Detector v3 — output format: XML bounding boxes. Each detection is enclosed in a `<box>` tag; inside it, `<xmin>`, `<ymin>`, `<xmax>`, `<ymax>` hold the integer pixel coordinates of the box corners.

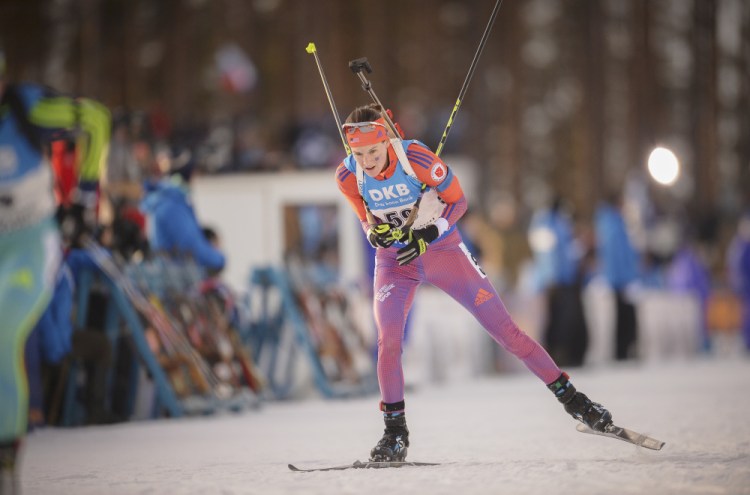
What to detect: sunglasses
<box><xmin>343</xmin><ymin>121</ymin><xmax>387</xmax><ymax>134</ymax></box>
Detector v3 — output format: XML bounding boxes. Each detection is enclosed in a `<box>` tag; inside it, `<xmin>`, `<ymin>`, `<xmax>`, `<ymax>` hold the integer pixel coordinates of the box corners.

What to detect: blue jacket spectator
<box><xmin>528</xmin><ymin>201</ymin><xmax>580</xmax><ymax>292</ymax></box>
<box><xmin>140</xmin><ymin>169</ymin><xmax>225</xmax><ymax>272</ymax></box>
<box><xmin>594</xmin><ymin>198</ymin><xmax>639</xmax><ymax>360</ymax></box>
<box><xmin>594</xmin><ymin>203</ymin><xmax>638</xmax><ymax>289</ymax></box>
<box><xmin>528</xmin><ymin>198</ymin><xmax>588</xmax><ymax>367</ymax></box>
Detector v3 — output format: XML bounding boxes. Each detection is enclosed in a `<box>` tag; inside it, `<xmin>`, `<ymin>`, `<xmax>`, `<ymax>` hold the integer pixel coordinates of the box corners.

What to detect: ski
<box><xmin>576</xmin><ymin>423</ymin><xmax>665</xmax><ymax>451</ymax></box>
<box><xmin>288</xmin><ymin>460</ymin><xmax>441</xmax><ymax>472</ymax></box>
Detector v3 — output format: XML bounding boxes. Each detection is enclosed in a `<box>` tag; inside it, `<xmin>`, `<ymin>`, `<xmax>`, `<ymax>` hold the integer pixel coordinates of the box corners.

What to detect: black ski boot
<box><xmin>370</xmin><ymin>401</ymin><xmax>409</xmax><ymax>462</ymax></box>
<box><xmin>1</xmin><ymin>440</ymin><xmax>20</xmax><ymax>495</ymax></box>
<box><xmin>548</xmin><ymin>373</ymin><xmax>613</xmax><ymax>432</ymax></box>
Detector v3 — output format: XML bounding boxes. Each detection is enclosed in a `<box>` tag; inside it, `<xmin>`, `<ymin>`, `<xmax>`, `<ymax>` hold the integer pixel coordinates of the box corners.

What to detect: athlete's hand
<box><xmin>367</xmin><ymin>223</ymin><xmax>398</xmax><ymax>249</ymax></box>
<box><xmin>396</xmin><ymin>224</ymin><xmax>440</xmax><ymax>265</ymax></box>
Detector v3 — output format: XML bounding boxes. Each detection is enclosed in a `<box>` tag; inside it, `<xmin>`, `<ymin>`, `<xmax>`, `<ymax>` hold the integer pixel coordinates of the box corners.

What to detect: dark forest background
<box><xmin>2</xmin><ymin>0</ymin><xmax>748</xmax><ymax>243</ymax></box>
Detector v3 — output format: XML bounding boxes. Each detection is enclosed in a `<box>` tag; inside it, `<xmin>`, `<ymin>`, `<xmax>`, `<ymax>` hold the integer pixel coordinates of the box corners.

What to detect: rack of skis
<box><xmin>57</xmin><ymin>243</ymin><xmax>377</xmax><ymax>423</ymax></box>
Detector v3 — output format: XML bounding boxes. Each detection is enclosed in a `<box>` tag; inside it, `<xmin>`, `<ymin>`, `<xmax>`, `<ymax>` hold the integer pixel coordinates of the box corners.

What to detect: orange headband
<box><xmin>343</xmin><ymin>118</ymin><xmax>389</xmax><ymax>148</ymax></box>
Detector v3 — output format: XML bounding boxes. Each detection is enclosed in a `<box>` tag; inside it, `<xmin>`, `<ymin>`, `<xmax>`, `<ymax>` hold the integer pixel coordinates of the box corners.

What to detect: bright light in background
<box><xmin>647</xmin><ymin>147</ymin><xmax>680</xmax><ymax>186</ymax></box>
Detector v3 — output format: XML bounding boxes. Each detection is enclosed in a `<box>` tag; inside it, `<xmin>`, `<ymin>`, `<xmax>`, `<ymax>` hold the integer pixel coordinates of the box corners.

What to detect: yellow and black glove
<box><xmin>395</xmin><ymin>224</ymin><xmax>440</xmax><ymax>265</ymax></box>
<box><xmin>367</xmin><ymin>223</ymin><xmax>399</xmax><ymax>249</ymax></box>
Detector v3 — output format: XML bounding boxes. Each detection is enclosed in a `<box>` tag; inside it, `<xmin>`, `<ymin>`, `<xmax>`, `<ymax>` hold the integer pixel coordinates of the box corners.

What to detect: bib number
<box><xmin>384</xmin><ymin>208</ymin><xmax>412</xmax><ymax>228</ymax></box>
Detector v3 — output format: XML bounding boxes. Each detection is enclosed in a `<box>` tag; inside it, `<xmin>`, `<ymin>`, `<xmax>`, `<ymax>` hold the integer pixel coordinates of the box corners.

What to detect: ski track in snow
<box><xmin>22</xmin><ymin>356</ymin><xmax>750</xmax><ymax>495</ymax></box>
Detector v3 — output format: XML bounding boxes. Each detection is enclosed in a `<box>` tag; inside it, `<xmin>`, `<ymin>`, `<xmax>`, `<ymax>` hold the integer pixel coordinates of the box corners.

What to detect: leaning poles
<box><xmin>345</xmin><ymin>0</ymin><xmax>503</xmax><ymax>231</ymax></box>
<box><xmin>305</xmin><ymin>42</ymin><xmax>377</xmax><ymax>226</ymax></box>
<box><xmin>304</xmin><ymin>0</ymin><xmax>502</xmax><ymax>229</ymax></box>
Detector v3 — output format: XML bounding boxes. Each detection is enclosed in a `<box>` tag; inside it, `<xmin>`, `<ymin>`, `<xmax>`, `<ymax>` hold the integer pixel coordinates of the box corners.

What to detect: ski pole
<box><xmin>435</xmin><ymin>0</ymin><xmax>503</xmax><ymax>157</ymax></box>
<box><xmin>305</xmin><ymin>42</ymin><xmax>350</xmax><ymax>155</ymax></box>
<box><xmin>306</xmin><ymin>42</ymin><xmax>378</xmax><ymax>226</ymax></box>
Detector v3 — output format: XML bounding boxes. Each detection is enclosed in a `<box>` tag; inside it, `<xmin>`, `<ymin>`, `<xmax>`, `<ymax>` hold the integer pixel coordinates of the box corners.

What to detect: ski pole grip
<box><xmin>305</xmin><ymin>42</ymin><xmax>317</xmax><ymax>54</ymax></box>
<box><xmin>349</xmin><ymin>58</ymin><xmax>372</xmax><ymax>74</ymax></box>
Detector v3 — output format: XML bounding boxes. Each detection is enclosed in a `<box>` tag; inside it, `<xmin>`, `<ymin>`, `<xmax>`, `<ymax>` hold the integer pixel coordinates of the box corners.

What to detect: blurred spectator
<box><xmin>639</xmin><ymin>251</ymin><xmax>668</xmax><ymax>289</ymax></box>
<box><xmin>202</xmin><ymin>226</ymin><xmax>221</xmax><ymax>250</ymax></box>
<box><xmin>727</xmin><ymin>211</ymin><xmax>750</xmax><ymax>352</ymax></box>
<box><xmin>200</xmin><ymin>120</ymin><xmax>236</xmax><ymax>173</ymax></box>
<box><xmin>595</xmin><ymin>193</ymin><xmax>640</xmax><ymax>360</ymax></box>
<box><xmin>665</xmin><ymin>238</ymin><xmax>712</xmax><ymax>351</ymax></box>
<box><xmin>528</xmin><ymin>197</ymin><xmax>588</xmax><ymax>366</ymax></box>
<box><xmin>140</xmin><ymin>149</ymin><xmax>225</xmax><ymax>273</ymax></box>
<box><xmin>103</xmin><ymin>116</ymin><xmax>148</xmax><ymax>259</ymax></box>
<box><xmin>49</xmin><ymin>138</ymin><xmax>78</xmax><ymax>209</ymax></box>
<box><xmin>457</xmin><ymin>208</ymin><xmax>508</xmax><ymax>280</ymax></box>
<box><xmin>106</xmin><ymin>117</ymin><xmax>142</xmax><ymax>193</ymax></box>
<box><xmin>0</xmin><ymin>47</ymin><xmax>110</xmax><ymax>491</ymax></box>
<box><xmin>284</xmin><ymin>119</ymin><xmax>340</xmax><ymax>170</ymax></box>
<box><xmin>25</xmin><ymin>255</ymin><xmax>118</xmax><ymax>427</ymax></box>
<box><xmin>232</xmin><ymin>117</ymin><xmax>268</xmax><ymax>172</ymax></box>
<box><xmin>24</xmin><ymin>262</ymin><xmax>74</xmax><ymax>429</ymax></box>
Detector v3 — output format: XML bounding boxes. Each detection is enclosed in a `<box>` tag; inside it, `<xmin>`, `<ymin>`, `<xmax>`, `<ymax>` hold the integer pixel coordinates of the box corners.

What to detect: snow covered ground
<box><xmin>22</xmin><ymin>354</ymin><xmax>750</xmax><ymax>495</ymax></box>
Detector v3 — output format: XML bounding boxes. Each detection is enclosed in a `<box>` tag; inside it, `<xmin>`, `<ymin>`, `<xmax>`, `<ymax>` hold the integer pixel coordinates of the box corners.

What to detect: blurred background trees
<box><xmin>1</xmin><ymin>0</ymin><xmax>748</xmax><ymax>253</ymax></box>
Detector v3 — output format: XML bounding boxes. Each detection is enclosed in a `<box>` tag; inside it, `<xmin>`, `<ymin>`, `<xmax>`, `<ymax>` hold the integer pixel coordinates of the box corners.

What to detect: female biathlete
<box><xmin>335</xmin><ymin>104</ymin><xmax>612</xmax><ymax>462</ymax></box>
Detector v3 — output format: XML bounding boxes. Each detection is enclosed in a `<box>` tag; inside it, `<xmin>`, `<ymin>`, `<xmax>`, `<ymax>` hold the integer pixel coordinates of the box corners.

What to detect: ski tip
<box><xmin>638</xmin><ymin>439</ymin><xmax>666</xmax><ymax>451</ymax></box>
<box><xmin>576</xmin><ymin>423</ymin><xmax>666</xmax><ymax>451</ymax></box>
<box><xmin>288</xmin><ymin>464</ymin><xmax>301</xmax><ymax>471</ymax></box>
